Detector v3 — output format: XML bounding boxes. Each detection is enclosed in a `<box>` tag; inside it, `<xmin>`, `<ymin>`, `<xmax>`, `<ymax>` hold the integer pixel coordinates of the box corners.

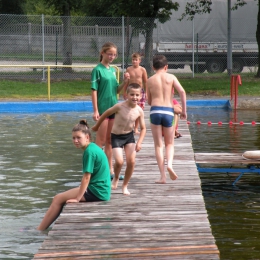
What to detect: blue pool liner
<box><xmin>0</xmin><ymin>99</ymin><xmax>230</xmax><ymax>113</ymax></box>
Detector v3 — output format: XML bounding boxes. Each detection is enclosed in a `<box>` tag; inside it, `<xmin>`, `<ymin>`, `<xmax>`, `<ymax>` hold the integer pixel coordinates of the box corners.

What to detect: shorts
<box><xmin>138</xmin><ymin>88</ymin><xmax>146</xmax><ymax>110</ymax></box>
<box><xmin>111</xmin><ymin>131</ymin><xmax>135</xmax><ymax>148</ymax></box>
<box><xmin>84</xmin><ymin>188</ymin><xmax>103</xmax><ymax>202</ymax></box>
<box><xmin>100</xmin><ymin>113</ymin><xmax>115</xmax><ymax>120</ymax></box>
<box><xmin>150</xmin><ymin>106</ymin><xmax>174</xmax><ymax>127</ymax></box>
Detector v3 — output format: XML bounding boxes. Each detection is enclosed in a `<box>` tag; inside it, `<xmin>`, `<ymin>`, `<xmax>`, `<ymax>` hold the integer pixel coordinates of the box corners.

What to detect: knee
<box><xmin>52</xmin><ymin>193</ymin><xmax>64</xmax><ymax>206</ymax></box>
<box><xmin>126</xmin><ymin>159</ymin><xmax>135</xmax><ymax>168</ymax></box>
<box><xmin>114</xmin><ymin>158</ymin><xmax>124</xmax><ymax>167</ymax></box>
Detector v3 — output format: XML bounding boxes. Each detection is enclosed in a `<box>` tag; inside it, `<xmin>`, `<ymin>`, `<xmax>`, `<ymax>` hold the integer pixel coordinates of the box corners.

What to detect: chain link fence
<box><xmin>0</xmin><ymin>13</ymin><xmax>258</xmax><ymax>82</ymax></box>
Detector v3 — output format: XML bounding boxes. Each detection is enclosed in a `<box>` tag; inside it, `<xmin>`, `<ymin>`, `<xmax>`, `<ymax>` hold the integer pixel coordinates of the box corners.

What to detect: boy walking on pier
<box><xmin>123</xmin><ymin>53</ymin><xmax>148</xmax><ymax>134</ymax></box>
<box><xmin>92</xmin><ymin>83</ymin><xmax>146</xmax><ymax>195</ymax></box>
<box><xmin>147</xmin><ymin>55</ymin><xmax>187</xmax><ymax>184</ymax></box>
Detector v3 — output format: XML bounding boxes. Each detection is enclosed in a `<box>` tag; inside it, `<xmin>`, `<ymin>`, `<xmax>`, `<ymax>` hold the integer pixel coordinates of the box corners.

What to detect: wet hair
<box><xmin>72</xmin><ymin>119</ymin><xmax>91</xmax><ymax>139</ymax></box>
<box><xmin>99</xmin><ymin>42</ymin><xmax>117</xmax><ymax>62</ymax></box>
<box><xmin>126</xmin><ymin>83</ymin><xmax>142</xmax><ymax>93</ymax></box>
<box><xmin>153</xmin><ymin>55</ymin><xmax>168</xmax><ymax>70</ymax></box>
<box><xmin>132</xmin><ymin>52</ymin><xmax>141</xmax><ymax>59</ymax></box>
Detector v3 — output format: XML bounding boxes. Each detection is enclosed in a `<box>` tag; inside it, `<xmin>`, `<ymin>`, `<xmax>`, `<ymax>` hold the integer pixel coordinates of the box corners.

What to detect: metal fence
<box><xmin>0</xmin><ymin>13</ymin><xmax>258</xmax><ymax>82</ymax></box>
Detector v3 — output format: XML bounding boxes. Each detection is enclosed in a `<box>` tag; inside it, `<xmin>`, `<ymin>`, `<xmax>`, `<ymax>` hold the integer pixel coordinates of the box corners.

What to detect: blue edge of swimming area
<box><xmin>0</xmin><ymin>100</ymin><xmax>231</xmax><ymax>113</ymax></box>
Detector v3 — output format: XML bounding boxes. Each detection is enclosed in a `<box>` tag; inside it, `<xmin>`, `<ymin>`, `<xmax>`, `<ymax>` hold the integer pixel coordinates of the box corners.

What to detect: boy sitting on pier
<box><xmin>92</xmin><ymin>83</ymin><xmax>146</xmax><ymax>195</ymax></box>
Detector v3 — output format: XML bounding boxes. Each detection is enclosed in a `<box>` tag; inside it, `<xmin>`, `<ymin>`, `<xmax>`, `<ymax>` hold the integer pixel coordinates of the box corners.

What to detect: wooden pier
<box><xmin>34</xmin><ymin>109</ymin><xmax>219</xmax><ymax>260</ymax></box>
<box><xmin>195</xmin><ymin>152</ymin><xmax>260</xmax><ymax>185</ymax></box>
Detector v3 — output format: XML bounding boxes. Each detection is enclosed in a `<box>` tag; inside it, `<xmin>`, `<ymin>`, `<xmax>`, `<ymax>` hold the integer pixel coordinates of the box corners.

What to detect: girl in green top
<box><xmin>37</xmin><ymin>120</ymin><xmax>111</xmax><ymax>231</ymax></box>
<box><xmin>91</xmin><ymin>42</ymin><xmax>129</xmax><ymax>177</ymax></box>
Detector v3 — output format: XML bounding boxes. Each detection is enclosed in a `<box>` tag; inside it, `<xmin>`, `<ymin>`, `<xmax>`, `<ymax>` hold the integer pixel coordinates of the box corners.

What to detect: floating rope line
<box><xmin>187</xmin><ymin>121</ymin><xmax>259</xmax><ymax>126</ymax></box>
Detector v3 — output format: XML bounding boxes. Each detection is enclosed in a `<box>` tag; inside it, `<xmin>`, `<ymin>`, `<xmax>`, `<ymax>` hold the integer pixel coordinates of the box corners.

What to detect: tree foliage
<box><xmin>0</xmin><ymin>0</ymin><xmax>26</xmax><ymax>14</ymax></box>
<box><xmin>179</xmin><ymin>0</ymin><xmax>248</xmax><ymax>20</ymax></box>
<box><xmin>83</xmin><ymin>0</ymin><xmax>180</xmax><ymax>73</ymax></box>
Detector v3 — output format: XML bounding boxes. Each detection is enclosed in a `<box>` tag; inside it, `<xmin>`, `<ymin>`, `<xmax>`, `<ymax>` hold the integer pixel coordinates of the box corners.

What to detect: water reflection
<box><xmin>189</xmin><ymin>108</ymin><xmax>260</xmax><ymax>260</ymax></box>
<box><xmin>1</xmin><ymin>109</ymin><xmax>260</xmax><ymax>259</ymax></box>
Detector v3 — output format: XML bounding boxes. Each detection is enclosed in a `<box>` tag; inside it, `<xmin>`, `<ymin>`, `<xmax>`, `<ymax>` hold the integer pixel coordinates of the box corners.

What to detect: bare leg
<box><xmin>112</xmin><ymin>148</ymin><xmax>124</xmax><ymax>190</ymax></box>
<box><xmin>150</xmin><ymin>123</ymin><xmax>167</xmax><ymax>183</ymax></box>
<box><xmin>122</xmin><ymin>143</ymin><xmax>136</xmax><ymax>195</ymax></box>
<box><xmin>163</xmin><ymin>126</ymin><xmax>178</xmax><ymax>180</ymax></box>
<box><xmin>104</xmin><ymin>119</ymin><xmax>114</xmax><ymax>174</ymax></box>
<box><xmin>95</xmin><ymin>119</ymin><xmax>114</xmax><ymax>175</ymax></box>
<box><xmin>37</xmin><ymin>187</ymin><xmax>85</xmax><ymax>231</ymax></box>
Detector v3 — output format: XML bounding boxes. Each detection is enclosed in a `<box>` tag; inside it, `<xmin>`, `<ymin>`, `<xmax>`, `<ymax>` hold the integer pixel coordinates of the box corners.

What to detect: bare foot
<box><xmin>167</xmin><ymin>167</ymin><xmax>178</xmax><ymax>180</ymax></box>
<box><xmin>111</xmin><ymin>177</ymin><xmax>119</xmax><ymax>190</ymax></box>
<box><xmin>155</xmin><ymin>178</ymin><xmax>167</xmax><ymax>184</ymax></box>
<box><xmin>122</xmin><ymin>185</ymin><xmax>130</xmax><ymax>195</ymax></box>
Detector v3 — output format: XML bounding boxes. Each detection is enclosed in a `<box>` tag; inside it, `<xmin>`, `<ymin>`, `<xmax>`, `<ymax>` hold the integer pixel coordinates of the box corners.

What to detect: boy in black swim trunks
<box><xmin>92</xmin><ymin>83</ymin><xmax>146</xmax><ymax>195</ymax></box>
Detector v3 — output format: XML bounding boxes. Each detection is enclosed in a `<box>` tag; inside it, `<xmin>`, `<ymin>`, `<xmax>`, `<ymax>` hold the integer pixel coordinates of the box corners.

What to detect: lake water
<box><xmin>0</xmin><ymin>109</ymin><xmax>260</xmax><ymax>260</ymax></box>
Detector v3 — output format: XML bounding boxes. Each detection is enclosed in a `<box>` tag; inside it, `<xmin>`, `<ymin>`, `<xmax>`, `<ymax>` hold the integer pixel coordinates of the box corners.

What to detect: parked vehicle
<box><xmin>140</xmin><ymin>42</ymin><xmax>258</xmax><ymax>73</ymax></box>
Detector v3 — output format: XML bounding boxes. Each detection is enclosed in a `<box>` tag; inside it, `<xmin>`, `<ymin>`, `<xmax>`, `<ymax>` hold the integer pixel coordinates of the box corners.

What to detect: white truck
<box><xmin>138</xmin><ymin>0</ymin><xmax>258</xmax><ymax>73</ymax></box>
<box><xmin>142</xmin><ymin>41</ymin><xmax>258</xmax><ymax>73</ymax></box>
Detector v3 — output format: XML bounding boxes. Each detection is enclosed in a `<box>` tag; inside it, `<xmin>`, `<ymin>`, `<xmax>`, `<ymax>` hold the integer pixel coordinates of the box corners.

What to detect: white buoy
<box><xmin>242</xmin><ymin>151</ymin><xmax>260</xmax><ymax>160</ymax></box>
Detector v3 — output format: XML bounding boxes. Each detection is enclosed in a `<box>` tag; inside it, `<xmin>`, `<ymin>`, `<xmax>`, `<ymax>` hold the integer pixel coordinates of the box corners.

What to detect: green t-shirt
<box><xmin>91</xmin><ymin>63</ymin><xmax>119</xmax><ymax>114</ymax></box>
<box><xmin>82</xmin><ymin>142</ymin><xmax>111</xmax><ymax>201</ymax></box>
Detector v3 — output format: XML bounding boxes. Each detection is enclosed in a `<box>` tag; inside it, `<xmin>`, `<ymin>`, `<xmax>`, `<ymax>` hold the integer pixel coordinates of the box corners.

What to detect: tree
<box><xmin>84</xmin><ymin>0</ymin><xmax>179</xmax><ymax>74</ymax></box>
<box><xmin>0</xmin><ymin>0</ymin><xmax>25</xmax><ymax>14</ymax></box>
<box><xmin>41</xmin><ymin>0</ymin><xmax>87</xmax><ymax>70</ymax></box>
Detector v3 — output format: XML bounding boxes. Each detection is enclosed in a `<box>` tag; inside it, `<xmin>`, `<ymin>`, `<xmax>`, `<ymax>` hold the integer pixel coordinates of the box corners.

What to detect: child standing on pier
<box><xmin>37</xmin><ymin>120</ymin><xmax>111</xmax><ymax>231</ymax></box>
<box><xmin>123</xmin><ymin>53</ymin><xmax>148</xmax><ymax>134</ymax></box>
<box><xmin>91</xmin><ymin>42</ymin><xmax>130</xmax><ymax>179</ymax></box>
<box><xmin>92</xmin><ymin>83</ymin><xmax>146</xmax><ymax>195</ymax></box>
<box><xmin>147</xmin><ymin>55</ymin><xmax>187</xmax><ymax>184</ymax></box>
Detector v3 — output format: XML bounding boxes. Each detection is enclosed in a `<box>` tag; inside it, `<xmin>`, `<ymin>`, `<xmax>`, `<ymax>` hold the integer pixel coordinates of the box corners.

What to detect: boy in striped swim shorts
<box><xmin>147</xmin><ymin>55</ymin><xmax>187</xmax><ymax>184</ymax></box>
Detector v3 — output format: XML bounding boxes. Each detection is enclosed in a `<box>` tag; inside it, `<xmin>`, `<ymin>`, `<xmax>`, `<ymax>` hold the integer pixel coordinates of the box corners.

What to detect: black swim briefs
<box><xmin>111</xmin><ymin>131</ymin><xmax>135</xmax><ymax>148</ymax></box>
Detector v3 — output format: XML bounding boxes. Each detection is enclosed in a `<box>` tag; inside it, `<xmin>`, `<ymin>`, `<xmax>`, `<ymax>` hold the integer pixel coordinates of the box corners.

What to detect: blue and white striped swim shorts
<box><xmin>150</xmin><ymin>106</ymin><xmax>174</xmax><ymax>127</ymax></box>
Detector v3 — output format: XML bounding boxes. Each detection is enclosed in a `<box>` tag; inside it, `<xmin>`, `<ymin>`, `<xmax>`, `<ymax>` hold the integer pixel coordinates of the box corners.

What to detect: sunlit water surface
<box><xmin>0</xmin><ymin>109</ymin><xmax>260</xmax><ymax>260</ymax></box>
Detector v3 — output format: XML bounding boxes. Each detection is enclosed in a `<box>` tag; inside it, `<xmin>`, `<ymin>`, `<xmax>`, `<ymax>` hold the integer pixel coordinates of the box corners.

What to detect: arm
<box><xmin>173</xmin><ymin>77</ymin><xmax>187</xmax><ymax>120</ymax></box>
<box><xmin>91</xmin><ymin>90</ymin><xmax>99</xmax><ymax>121</ymax></box>
<box><xmin>147</xmin><ymin>80</ymin><xmax>152</xmax><ymax>106</ymax></box>
<box><xmin>123</xmin><ymin>69</ymin><xmax>130</xmax><ymax>100</ymax></box>
<box><xmin>142</xmin><ymin>68</ymin><xmax>148</xmax><ymax>95</ymax></box>
<box><xmin>117</xmin><ymin>72</ymin><xmax>130</xmax><ymax>94</ymax></box>
<box><xmin>66</xmin><ymin>173</ymin><xmax>91</xmax><ymax>203</ymax></box>
<box><xmin>92</xmin><ymin>104</ymin><xmax>120</xmax><ymax>132</ymax></box>
<box><xmin>135</xmin><ymin>110</ymin><xmax>146</xmax><ymax>152</ymax></box>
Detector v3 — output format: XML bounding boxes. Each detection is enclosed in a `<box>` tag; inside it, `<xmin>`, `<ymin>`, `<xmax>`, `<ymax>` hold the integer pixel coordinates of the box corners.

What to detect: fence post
<box><xmin>47</xmin><ymin>66</ymin><xmax>51</xmax><ymax>101</ymax></box>
<box><xmin>95</xmin><ymin>25</ymin><xmax>99</xmax><ymax>52</ymax></box>
<box><xmin>28</xmin><ymin>23</ymin><xmax>32</xmax><ymax>54</ymax></box>
<box><xmin>230</xmin><ymin>75</ymin><xmax>242</xmax><ymax>109</ymax></box>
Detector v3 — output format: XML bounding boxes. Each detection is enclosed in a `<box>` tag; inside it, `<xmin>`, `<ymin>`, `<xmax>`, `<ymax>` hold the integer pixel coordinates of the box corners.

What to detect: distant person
<box><xmin>147</xmin><ymin>55</ymin><xmax>187</xmax><ymax>184</ymax></box>
<box><xmin>173</xmin><ymin>99</ymin><xmax>182</xmax><ymax>138</ymax></box>
<box><xmin>123</xmin><ymin>53</ymin><xmax>148</xmax><ymax>134</ymax></box>
<box><xmin>37</xmin><ymin>120</ymin><xmax>111</xmax><ymax>231</ymax></box>
<box><xmin>92</xmin><ymin>83</ymin><xmax>146</xmax><ymax>195</ymax></box>
<box><xmin>162</xmin><ymin>99</ymin><xmax>182</xmax><ymax>138</ymax></box>
<box><xmin>91</xmin><ymin>42</ymin><xmax>130</xmax><ymax>180</ymax></box>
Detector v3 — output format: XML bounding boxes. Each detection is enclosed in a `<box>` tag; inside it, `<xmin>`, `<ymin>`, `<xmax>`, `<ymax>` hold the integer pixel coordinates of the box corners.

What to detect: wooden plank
<box><xmin>195</xmin><ymin>152</ymin><xmax>260</xmax><ymax>165</ymax></box>
<box><xmin>33</xmin><ymin>109</ymin><xmax>219</xmax><ymax>259</ymax></box>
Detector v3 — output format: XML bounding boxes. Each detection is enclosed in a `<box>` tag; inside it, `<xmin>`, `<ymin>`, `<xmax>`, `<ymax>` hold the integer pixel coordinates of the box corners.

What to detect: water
<box><xmin>1</xmin><ymin>109</ymin><xmax>260</xmax><ymax>259</ymax></box>
<box><xmin>0</xmin><ymin>112</ymin><xmax>94</xmax><ymax>259</ymax></box>
<box><xmin>188</xmin><ymin>108</ymin><xmax>260</xmax><ymax>260</ymax></box>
